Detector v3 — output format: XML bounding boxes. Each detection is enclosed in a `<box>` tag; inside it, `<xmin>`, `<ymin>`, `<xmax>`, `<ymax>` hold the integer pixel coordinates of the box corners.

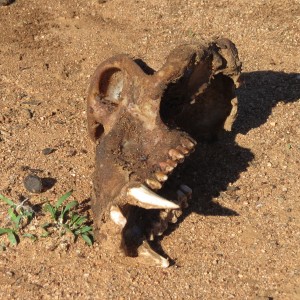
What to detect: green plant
<box><xmin>0</xmin><ymin>194</ymin><xmax>35</xmax><ymax>245</ymax></box>
<box><xmin>43</xmin><ymin>191</ymin><xmax>93</xmax><ymax>246</ymax></box>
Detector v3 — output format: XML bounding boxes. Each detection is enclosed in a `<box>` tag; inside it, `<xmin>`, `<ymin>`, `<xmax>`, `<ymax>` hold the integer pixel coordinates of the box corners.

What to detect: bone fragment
<box><xmin>109</xmin><ymin>205</ymin><xmax>127</xmax><ymax>228</ymax></box>
<box><xmin>145</xmin><ymin>178</ymin><xmax>162</xmax><ymax>190</ymax></box>
<box><xmin>137</xmin><ymin>241</ymin><xmax>169</xmax><ymax>268</ymax></box>
<box><xmin>128</xmin><ymin>185</ymin><xmax>180</xmax><ymax>209</ymax></box>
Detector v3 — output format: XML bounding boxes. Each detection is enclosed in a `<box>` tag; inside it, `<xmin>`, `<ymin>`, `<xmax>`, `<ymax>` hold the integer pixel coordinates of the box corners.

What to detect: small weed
<box><xmin>43</xmin><ymin>191</ymin><xmax>93</xmax><ymax>246</ymax></box>
<box><xmin>0</xmin><ymin>194</ymin><xmax>35</xmax><ymax>245</ymax></box>
<box><xmin>0</xmin><ymin>191</ymin><xmax>93</xmax><ymax>248</ymax></box>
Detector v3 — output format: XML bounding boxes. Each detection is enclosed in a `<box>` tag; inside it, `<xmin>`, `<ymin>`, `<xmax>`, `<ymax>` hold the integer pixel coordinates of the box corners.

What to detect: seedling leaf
<box><xmin>7</xmin><ymin>231</ymin><xmax>18</xmax><ymax>246</ymax></box>
<box><xmin>40</xmin><ymin>232</ymin><xmax>50</xmax><ymax>238</ymax></box>
<box><xmin>41</xmin><ymin>222</ymin><xmax>51</xmax><ymax>229</ymax></box>
<box><xmin>75</xmin><ymin>226</ymin><xmax>93</xmax><ymax>235</ymax></box>
<box><xmin>8</xmin><ymin>208</ymin><xmax>21</xmax><ymax>228</ymax></box>
<box><xmin>60</xmin><ymin>201</ymin><xmax>78</xmax><ymax>220</ymax></box>
<box><xmin>44</xmin><ymin>203</ymin><xmax>57</xmax><ymax>220</ymax></box>
<box><xmin>0</xmin><ymin>194</ymin><xmax>16</xmax><ymax>208</ymax></box>
<box><xmin>0</xmin><ymin>228</ymin><xmax>13</xmax><ymax>235</ymax></box>
<box><xmin>23</xmin><ymin>233</ymin><xmax>37</xmax><ymax>241</ymax></box>
<box><xmin>55</xmin><ymin>190</ymin><xmax>73</xmax><ymax>208</ymax></box>
<box><xmin>81</xmin><ymin>234</ymin><xmax>93</xmax><ymax>246</ymax></box>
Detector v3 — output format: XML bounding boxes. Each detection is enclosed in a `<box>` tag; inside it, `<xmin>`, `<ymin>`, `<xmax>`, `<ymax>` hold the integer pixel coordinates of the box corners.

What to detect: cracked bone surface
<box><xmin>87</xmin><ymin>37</ymin><xmax>241</xmax><ymax>267</ymax></box>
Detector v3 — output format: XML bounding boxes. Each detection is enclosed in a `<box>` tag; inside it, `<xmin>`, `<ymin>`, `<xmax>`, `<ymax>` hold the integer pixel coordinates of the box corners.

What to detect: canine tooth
<box><xmin>155</xmin><ymin>172</ymin><xmax>168</xmax><ymax>182</ymax></box>
<box><xmin>176</xmin><ymin>145</ymin><xmax>189</xmax><ymax>155</ymax></box>
<box><xmin>159</xmin><ymin>162</ymin><xmax>174</xmax><ymax>173</ymax></box>
<box><xmin>168</xmin><ymin>149</ymin><xmax>184</xmax><ymax>161</ymax></box>
<box><xmin>145</xmin><ymin>178</ymin><xmax>162</xmax><ymax>190</ymax></box>
<box><xmin>128</xmin><ymin>185</ymin><xmax>180</xmax><ymax>209</ymax></box>
<box><xmin>180</xmin><ymin>184</ymin><xmax>192</xmax><ymax>196</ymax></box>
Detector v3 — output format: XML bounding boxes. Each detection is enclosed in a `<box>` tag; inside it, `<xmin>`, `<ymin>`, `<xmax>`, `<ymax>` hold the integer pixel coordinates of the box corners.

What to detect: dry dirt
<box><xmin>0</xmin><ymin>0</ymin><xmax>299</xmax><ymax>299</ymax></box>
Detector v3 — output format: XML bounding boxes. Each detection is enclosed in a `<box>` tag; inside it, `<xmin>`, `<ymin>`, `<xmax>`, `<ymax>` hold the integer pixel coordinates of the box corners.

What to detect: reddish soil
<box><xmin>0</xmin><ymin>0</ymin><xmax>299</xmax><ymax>299</ymax></box>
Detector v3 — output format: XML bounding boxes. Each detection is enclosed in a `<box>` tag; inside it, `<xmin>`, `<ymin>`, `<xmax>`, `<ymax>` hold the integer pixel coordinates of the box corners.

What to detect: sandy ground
<box><xmin>0</xmin><ymin>0</ymin><xmax>299</xmax><ymax>299</ymax></box>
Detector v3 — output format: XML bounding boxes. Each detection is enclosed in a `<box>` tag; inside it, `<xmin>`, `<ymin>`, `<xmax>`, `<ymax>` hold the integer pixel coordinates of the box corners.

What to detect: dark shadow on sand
<box><xmin>164</xmin><ymin>70</ymin><xmax>300</xmax><ymax>233</ymax></box>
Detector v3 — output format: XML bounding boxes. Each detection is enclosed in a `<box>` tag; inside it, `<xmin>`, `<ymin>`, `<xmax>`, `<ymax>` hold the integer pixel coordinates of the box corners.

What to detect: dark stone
<box><xmin>23</xmin><ymin>174</ymin><xmax>43</xmax><ymax>193</ymax></box>
<box><xmin>42</xmin><ymin>148</ymin><xmax>56</xmax><ymax>155</ymax></box>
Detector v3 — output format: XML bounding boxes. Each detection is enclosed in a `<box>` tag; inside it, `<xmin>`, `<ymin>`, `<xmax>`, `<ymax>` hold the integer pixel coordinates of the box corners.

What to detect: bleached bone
<box><xmin>137</xmin><ymin>240</ymin><xmax>169</xmax><ymax>268</ymax></box>
<box><xmin>110</xmin><ymin>205</ymin><xmax>127</xmax><ymax>228</ymax></box>
<box><xmin>128</xmin><ymin>185</ymin><xmax>180</xmax><ymax>209</ymax></box>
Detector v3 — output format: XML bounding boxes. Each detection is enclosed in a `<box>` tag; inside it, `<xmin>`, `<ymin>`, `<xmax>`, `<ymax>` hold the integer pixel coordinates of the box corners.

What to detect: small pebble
<box><xmin>26</xmin><ymin>109</ymin><xmax>33</xmax><ymax>118</ymax></box>
<box><xmin>226</xmin><ymin>186</ymin><xmax>239</xmax><ymax>191</ymax></box>
<box><xmin>66</xmin><ymin>149</ymin><xmax>77</xmax><ymax>157</ymax></box>
<box><xmin>21</xmin><ymin>108</ymin><xmax>33</xmax><ymax>119</ymax></box>
<box><xmin>23</xmin><ymin>174</ymin><xmax>43</xmax><ymax>193</ymax></box>
<box><xmin>6</xmin><ymin>271</ymin><xmax>15</xmax><ymax>277</ymax></box>
<box><xmin>42</xmin><ymin>148</ymin><xmax>55</xmax><ymax>155</ymax></box>
<box><xmin>21</xmin><ymin>100</ymin><xmax>41</xmax><ymax>106</ymax></box>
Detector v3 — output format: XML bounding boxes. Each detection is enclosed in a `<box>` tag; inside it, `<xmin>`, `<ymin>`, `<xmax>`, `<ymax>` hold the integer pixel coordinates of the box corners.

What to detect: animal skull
<box><xmin>87</xmin><ymin>38</ymin><xmax>241</xmax><ymax>267</ymax></box>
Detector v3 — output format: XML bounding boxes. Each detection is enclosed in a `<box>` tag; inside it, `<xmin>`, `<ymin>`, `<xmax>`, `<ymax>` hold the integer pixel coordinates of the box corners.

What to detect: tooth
<box><xmin>128</xmin><ymin>185</ymin><xmax>180</xmax><ymax>209</ymax></box>
<box><xmin>145</xmin><ymin>178</ymin><xmax>162</xmax><ymax>190</ymax></box>
<box><xmin>159</xmin><ymin>210</ymin><xmax>177</xmax><ymax>224</ymax></box>
<box><xmin>155</xmin><ymin>172</ymin><xmax>168</xmax><ymax>182</ymax></box>
<box><xmin>166</xmin><ymin>159</ymin><xmax>177</xmax><ymax>168</ymax></box>
<box><xmin>177</xmin><ymin>190</ymin><xmax>189</xmax><ymax>208</ymax></box>
<box><xmin>159</xmin><ymin>210</ymin><xmax>169</xmax><ymax>219</ymax></box>
<box><xmin>177</xmin><ymin>190</ymin><xmax>188</xmax><ymax>208</ymax></box>
<box><xmin>181</xmin><ymin>138</ymin><xmax>196</xmax><ymax>150</ymax></box>
<box><xmin>152</xmin><ymin>220</ymin><xmax>168</xmax><ymax>236</ymax></box>
<box><xmin>159</xmin><ymin>162</ymin><xmax>174</xmax><ymax>173</ymax></box>
<box><xmin>180</xmin><ymin>184</ymin><xmax>192</xmax><ymax>197</ymax></box>
<box><xmin>137</xmin><ymin>241</ymin><xmax>169</xmax><ymax>268</ymax></box>
<box><xmin>176</xmin><ymin>145</ymin><xmax>189</xmax><ymax>155</ymax></box>
<box><xmin>177</xmin><ymin>190</ymin><xmax>187</xmax><ymax>201</ymax></box>
<box><xmin>168</xmin><ymin>149</ymin><xmax>184</xmax><ymax>161</ymax></box>
<box><xmin>109</xmin><ymin>205</ymin><xmax>127</xmax><ymax>228</ymax></box>
<box><xmin>168</xmin><ymin>211</ymin><xmax>178</xmax><ymax>223</ymax></box>
<box><xmin>175</xmin><ymin>209</ymin><xmax>183</xmax><ymax>218</ymax></box>
<box><xmin>152</xmin><ymin>223</ymin><xmax>163</xmax><ymax>236</ymax></box>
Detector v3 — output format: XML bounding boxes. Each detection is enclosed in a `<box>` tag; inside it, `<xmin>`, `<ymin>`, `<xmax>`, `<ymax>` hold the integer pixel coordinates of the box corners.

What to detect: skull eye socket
<box><xmin>99</xmin><ymin>68</ymin><xmax>124</xmax><ymax>104</ymax></box>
